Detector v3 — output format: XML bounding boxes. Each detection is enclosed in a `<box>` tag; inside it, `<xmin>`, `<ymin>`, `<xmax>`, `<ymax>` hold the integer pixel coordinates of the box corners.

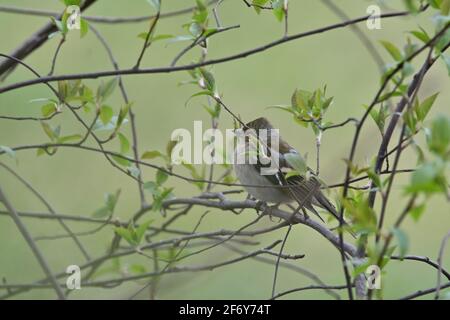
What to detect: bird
<box><xmin>233</xmin><ymin>116</ymin><xmax>350</xmax><ymax>229</ymax></box>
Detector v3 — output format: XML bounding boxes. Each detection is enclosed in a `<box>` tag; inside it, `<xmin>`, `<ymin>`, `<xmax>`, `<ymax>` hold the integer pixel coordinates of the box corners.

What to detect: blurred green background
<box><xmin>0</xmin><ymin>0</ymin><xmax>449</xmax><ymax>299</ymax></box>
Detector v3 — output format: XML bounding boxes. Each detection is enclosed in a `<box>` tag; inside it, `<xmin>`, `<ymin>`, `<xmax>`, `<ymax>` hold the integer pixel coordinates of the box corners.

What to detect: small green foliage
<box><xmin>156</xmin><ymin>169</ymin><xmax>169</xmax><ymax>185</ymax></box>
<box><xmin>41</xmin><ymin>102</ymin><xmax>58</xmax><ymax>117</ymax></box>
<box><xmin>93</xmin><ymin>189</ymin><xmax>121</xmax><ymax>218</ymax></box>
<box><xmin>114</xmin><ymin>102</ymin><xmax>133</xmax><ymax>134</ymax></box>
<box><xmin>342</xmin><ymin>192</ymin><xmax>377</xmax><ymax>234</ymax></box>
<box><xmin>141</xmin><ymin>150</ymin><xmax>169</xmax><ymax>162</ymax></box>
<box><xmin>252</xmin><ymin>0</ymin><xmax>270</xmax><ymax>14</ymax></box>
<box><xmin>407</xmin><ymin>159</ymin><xmax>447</xmax><ymax>194</ymax></box>
<box><xmin>403</xmin><ymin>0</ymin><xmax>420</xmax><ymax>14</ymax></box>
<box><xmin>392</xmin><ymin>227</ymin><xmax>409</xmax><ymax>258</ymax></box>
<box><xmin>62</xmin><ymin>0</ymin><xmax>81</xmax><ymax>6</ymax></box>
<box><xmin>80</xmin><ymin>18</ymin><xmax>89</xmax><ymax>38</ymax></box>
<box><xmin>182</xmin><ymin>162</ymin><xmax>206</xmax><ymax>190</ymax></box>
<box><xmin>100</xmin><ymin>105</ymin><xmax>114</xmax><ymax>125</ymax></box>
<box><xmin>144</xmin><ymin>181</ymin><xmax>175</xmax><ymax>213</ymax></box>
<box><xmin>380</xmin><ymin>40</ymin><xmax>403</xmax><ymax>61</ymax></box>
<box><xmin>271</xmin><ymin>86</ymin><xmax>333</xmax><ymax>137</ymax></box>
<box><xmin>365</xmin><ymin>104</ymin><xmax>388</xmax><ymax>134</ymax></box>
<box><xmin>97</xmin><ymin>77</ymin><xmax>118</xmax><ymax>104</ymax></box>
<box><xmin>427</xmin><ymin>115</ymin><xmax>450</xmax><ymax>155</ymax></box>
<box><xmin>284</xmin><ymin>152</ymin><xmax>308</xmax><ymax>176</ymax></box>
<box><xmin>115</xmin><ymin>220</ymin><xmax>153</xmax><ymax>246</ymax></box>
<box><xmin>117</xmin><ymin>132</ymin><xmax>130</xmax><ymax>154</ymax></box>
<box><xmin>409</xmin><ymin>203</ymin><xmax>426</xmax><ymax>222</ymax></box>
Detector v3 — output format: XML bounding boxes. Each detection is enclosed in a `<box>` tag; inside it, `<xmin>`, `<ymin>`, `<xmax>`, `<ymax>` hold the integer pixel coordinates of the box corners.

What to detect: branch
<box><xmin>0</xmin><ymin>185</ymin><xmax>65</xmax><ymax>299</ymax></box>
<box><xmin>0</xmin><ymin>1</ymin><xmax>219</xmax><ymax>24</ymax></box>
<box><xmin>0</xmin><ymin>9</ymin><xmax>417</xmax><ymax>94</ymax></box>
<box><xmin>435</xmin><ymin>231</ymin><xmax>450</xmax><ymax>299</ymax></box>
<box><xmin>271</xmin><ymin>284</ymin><xmax>352</xmax><ymax>300</ymax></box>
<box><xmin>0</xmin><ymin>0</ymin><xmax>98</xmax><ymax>79</ymax></box>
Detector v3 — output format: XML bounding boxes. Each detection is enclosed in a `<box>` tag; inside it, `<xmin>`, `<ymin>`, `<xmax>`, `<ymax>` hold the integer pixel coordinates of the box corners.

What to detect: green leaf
<box><xmin>403</xmin><ymin>0</ymin><xmax>420</xmax><ymax>13</ymax></box>
<box><xmin>272</xmin><ymin>0</ymin><xmax>285</xmax><ymax>22</ymax></box>
<box><xmin>441</xmin><ymin>0</ymin><xmax>450</xmax><ymax>15</ymax></box>
<box><xmin>415</xmin><ymin>93</ymin><xmax>439</xmax><ymax>121</ymax></box>
<box><xmin>58</xmin><ymin>80</ymin><xmax>69</xmax><ymax>100</ymax></box>
<box><xmin>80</xmin><ymin>18</ymin><xmax>89</xmax><ymax>38</ymax></box>
<box><xmin>115</xmin><ymin>226</ymin><xmax>138</xmax><ymax>246</ymax></box>
<box><xmin>182</xmin><ymin>162</ymin><xmax>205</xmax><ymax>190</ymax></box>
<box><xmin>63</xmin><ymin>0</ymin><xmax>81</xmax><ymax>6</ymax></box>
<box><xmin>156</xmin><ymin>169</ymin><xmax>169</xmax><ymax>185</ymax></box>
<box><xmin>141</xmin><ymin>150</ymin><xmax>165</xmax><ymax>160</ymax></box>
<box><xmin>97</xmin><ymin>77</ymin><xmax>118</xmax><ymax>103</ymax></box>
<box><xmin>442</xmin><ymin>54</ymin><xmax>450</xmax><ymax>76</ymax></box>
<box><xmin>143</xmin><ymin>181</ymin><xmax>159</xmax><ymax>195</ymax></box>
<box><xmin>407</xmin><ymin>160</ymin><xmax>446</xmax><ymax>194</ymax></box>
<box><xmin>112</xmin><ymin>155</ymin><xmax>130</xmax><ymax>167</ymax></box>
<box><xmin>116</xmin><ymin>102</ymin><xmax>133</xmax><ymax>131</ymax></box>
<box><xmin>100</xmin><ymin>105</ymin><xmax>114</xmax><ymax>125</ymax></box>
<box><xmin>135</xmin><ymin>220</ymin><xmax>153</xmax><ymax>244</ymax></box>
<box><xmin>410</xmin><ymin>28</ymin><xmax>431</xmax><ymax>44</ymax></box>
<box><xmin>41</xmin><ymin>102</ymin><xmax>57</xmax><ymax>117</ymax></box>
<box><xmin>117</xmin><ymin>132</ymin><xmax>130</xmax><ymax>154</ymax></box>
<box><xmin>185</xmin><ymin>91</ymin><xmax>213</xmax><ymax>107</ymax></box>
<box><xmin>428</xmin><ymin>115</ymin><xmax>450</xmax><ymax>155</ymax></box>
<box><xmin>252</xmin><ymin>0</ymin><xmax>270</xmax><ymax>13</ymax></box>
<box><xmin>129</xmin><ymin>264</ymin><xmax>147</xmax><ymax>274</ymax></box>
<box><xmin>285</xmin><ymin>152</ymin><xmax>308</xmax><ymax>176</ymax></box>
<box><xmin>57</xmin><ymin>134</ymin><xmax>82</xmax><ymax>143</ymax></box>
<box><xmin>409</xmin><ymin>203</ymin><xmax>426</xmax><ymax>222</ymax></box>
<box><xmin>93</xmin><ymin>190</ymin><xmax>121</xmax><ymax>217</ymax></box>
<box><xmin>50</xmin><ymin>17</ymin><xmax>65</xmax><ymax>34</ymax></box>
<box><xmin>366</xmin><ymin>169</ymin><xmax>382</xmax><ymax>189</ymax></box>
<box><xmin>392</xmin><ymin>228</ymin><xmax>409</xmax><ymax>258</ymax></box>
<box><xmin>199</xmin><ymin>68</ymin><xmax>216</xmax><ymax>92</ymax></box>
<box><xmin>379</xmin><ymin>40</ymin><xmax>403</xmax><ymax>61</ymax></box>
<box><xmin>40</xmin><ymin>122</ymin><xmax>57</xmax><ymax>141</ymax></box>
<box><xmin>92</xmin><ymin>206</ymin><xmax>110</xmax><ymax>218</ymax></box>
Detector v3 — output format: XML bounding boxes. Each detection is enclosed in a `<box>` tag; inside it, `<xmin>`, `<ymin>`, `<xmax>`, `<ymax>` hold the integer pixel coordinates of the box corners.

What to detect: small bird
<box><xmin>233</xmin><ymin>117</ymin><xmax>345</xmax><ymax>226</ymax></box>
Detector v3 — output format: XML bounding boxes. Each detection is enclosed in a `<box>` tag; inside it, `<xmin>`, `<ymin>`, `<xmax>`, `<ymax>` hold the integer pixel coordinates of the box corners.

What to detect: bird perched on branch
<box><xmin>233</xmin><ymin>117</ymin><xmax>352</xmax><ymax>231</ymax></box>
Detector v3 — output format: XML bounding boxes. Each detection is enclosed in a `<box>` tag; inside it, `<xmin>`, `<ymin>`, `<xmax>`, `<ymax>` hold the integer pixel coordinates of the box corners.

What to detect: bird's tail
<box><xmin>315</xmin><ymin>191</ymin><xmax>356</xmax><ymax>238</ymax></box>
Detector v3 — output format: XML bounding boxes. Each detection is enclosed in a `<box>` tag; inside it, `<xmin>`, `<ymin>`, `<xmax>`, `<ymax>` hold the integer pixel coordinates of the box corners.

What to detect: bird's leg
<box><xmin>255</xmin><ymin>200</ymin><xmax>268</xmax><ymax>214</ymax></box>
<box><xmin>301</xmin><ymin>208</ymin><xmax>310</xmax><ymax>220</ymax></box>
<box><xmin>254</xmin><ymin>201</ymin><xmax>280</xmax><ymax>220</ymax></box>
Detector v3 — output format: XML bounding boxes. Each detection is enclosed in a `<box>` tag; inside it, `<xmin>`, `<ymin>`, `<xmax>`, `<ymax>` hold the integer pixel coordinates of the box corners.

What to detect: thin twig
<box><xmin>0</xmin><ymin>185</ymin><xmax>65</xmax><ymax>299</ymax></box>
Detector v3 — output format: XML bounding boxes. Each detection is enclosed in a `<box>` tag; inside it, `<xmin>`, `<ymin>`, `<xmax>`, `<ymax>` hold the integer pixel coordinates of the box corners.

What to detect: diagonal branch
<box><xmin>0</xmin><ymin>0</ymin><xmax>98</xmax><ymax>79</ymax></box>
<box><xmin>0</xmin><ymin>185</ymin><xmax>65</xmax><ymax>299</ymax></box>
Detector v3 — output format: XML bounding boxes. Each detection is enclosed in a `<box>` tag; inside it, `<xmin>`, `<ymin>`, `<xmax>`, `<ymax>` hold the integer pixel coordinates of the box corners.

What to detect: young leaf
<box><xmin>97</xmin><ymin>77</ymin><xmax>118</xmax><ymax>103</ymax></box>
<box><xmin>100</xmin><ymin>105</ymin><xmax>114</xmax><ymax>125</ymax></box>
<box><xmin>285</xmin><ymin>152</ymin><xmax>308</xmax><ymax>176</ymax></box>
<box><xmin>135</xmin><ymin>220</ymin><xmax>153</xmax><ymax>244</ymax></box>
<box><xmin>379</xmin><ymin>40</ymin><xmax>403</xmax><ymax>61</ymax></box>
<box><xmin>156</xmin><ymin>169</ymin><xmax>169</xmax><ymax>185</ymax></box>
<box><xmin>117</xmin><ymin>132</ymin><xmax>130</xmax><ymax>154</ymax></box>
<box><xmin>41</xmin><ymin>102</ymin><xmax>58</xmax><ymax>117</ymax></box>
<box><xmin>115</xmin><ymin>226</ymin><xmax>138</xmax><ymax>246</ymax></box>
<box><xmin>80</xmin><ymin>18</ymin><xmax>89</xmax><ymax>38</ymax></box>
<box><xmin>415</xmin><ymin>93</ymin><xmax>439</xmax><ymax>121</ymax></box>
<box><xmin>392</xmin><ymin>228</ymin><xmax>409</xmax><ymax>258</ymax></box>
<box><xmin>141</xmin><ymin>150</ymin><xmax>166</xmax><ymax>160</ymax></box>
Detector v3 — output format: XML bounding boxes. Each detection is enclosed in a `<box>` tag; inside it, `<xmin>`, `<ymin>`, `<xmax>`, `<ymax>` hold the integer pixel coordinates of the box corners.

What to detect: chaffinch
<box><xmin>233</xmin><ymin>117</ymin><xmax>343</xmax><ymax>224</ymax></box>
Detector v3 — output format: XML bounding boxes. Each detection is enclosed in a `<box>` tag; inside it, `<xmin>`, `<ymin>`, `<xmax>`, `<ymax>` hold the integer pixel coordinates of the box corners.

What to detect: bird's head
<box><xmin>245</xmin><ymin>117</ymin><xmax>274</xmax><ymax>131</ymax></box>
